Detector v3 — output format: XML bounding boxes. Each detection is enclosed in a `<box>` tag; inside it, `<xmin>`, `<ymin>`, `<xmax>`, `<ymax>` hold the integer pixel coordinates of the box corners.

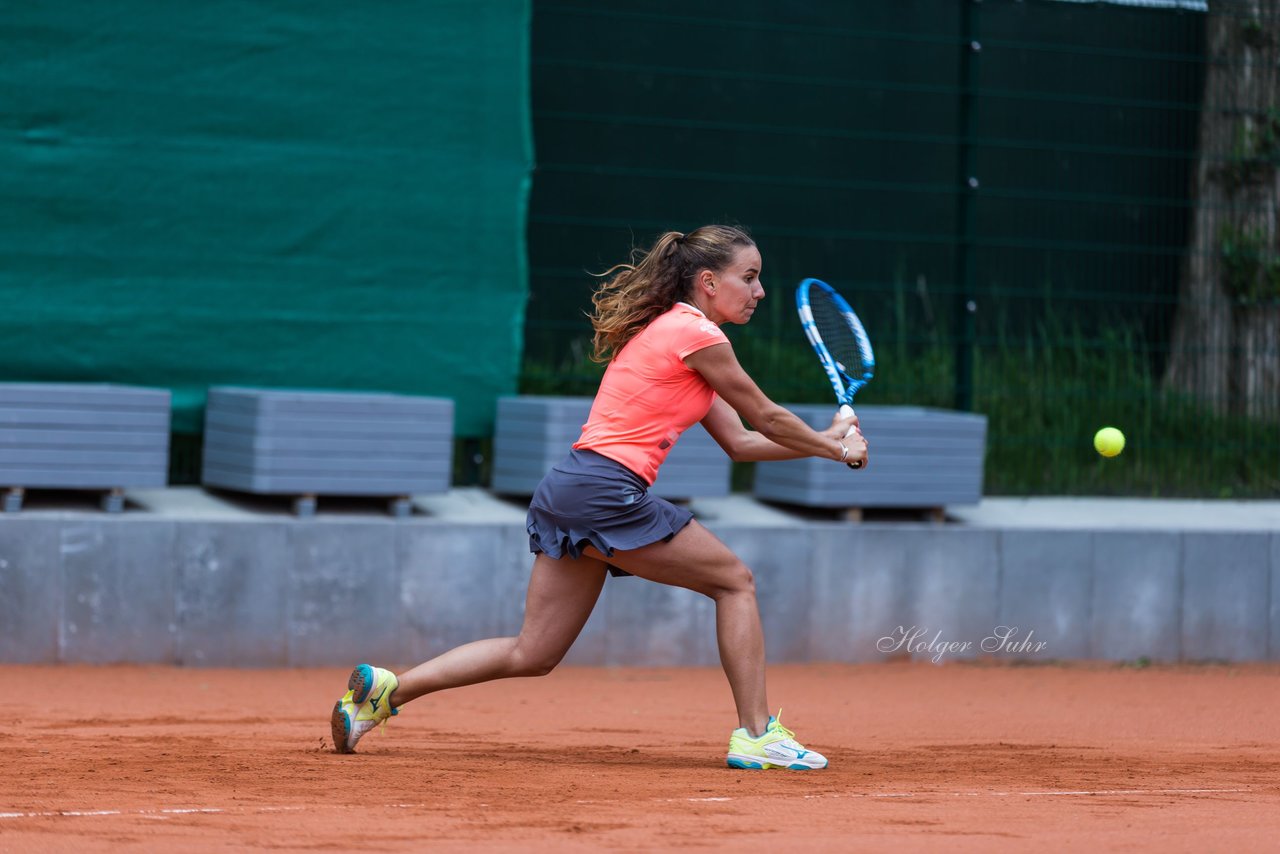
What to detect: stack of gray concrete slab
<box><xmin>754</xmin><ymin>404</ymin><xmax>986</xmax><ymax>511</ymax></box>
<box><xmin>0</xmin><ymin>383</ymin><xmax>171</xmax><ymax>512</ymax></box>
<box><xmin>201</xmin><ymin>387</ymin><xmax>452</xmax><ymax>516</ymax></box>
<box><xmin>491</xmin><ymin>395</ymin><xmax>730</xmax><ymax>499</ymax></box>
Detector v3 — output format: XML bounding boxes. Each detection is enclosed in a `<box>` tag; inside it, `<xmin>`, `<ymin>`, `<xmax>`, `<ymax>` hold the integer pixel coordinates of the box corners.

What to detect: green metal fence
<box><xmin>525</xmin><ymin>0</ymin><xmax>1279</xmax><ymax>497</ymax></box>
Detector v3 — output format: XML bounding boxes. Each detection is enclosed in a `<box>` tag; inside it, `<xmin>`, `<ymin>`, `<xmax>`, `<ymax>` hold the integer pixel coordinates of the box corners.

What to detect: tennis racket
<box><xmin>795</xmin><ymin>277</ymin><xmax>875</xmax><ymax>469</ymax></box>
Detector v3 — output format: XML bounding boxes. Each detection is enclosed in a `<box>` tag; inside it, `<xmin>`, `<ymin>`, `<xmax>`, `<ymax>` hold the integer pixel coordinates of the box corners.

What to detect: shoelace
<box><xmin>377</xmin><ymin>705</ymin><xmax>399</xmax><ymax>733</ymax></box>
<box><xmin>770</xmin><ymin>721</ymin><xmax>796</xmax><ymax>741</ymax></box>
<box><xmin>767</xmin><ymin>709</ymin><xmax>796</xmax><ymax>741</ymax></box>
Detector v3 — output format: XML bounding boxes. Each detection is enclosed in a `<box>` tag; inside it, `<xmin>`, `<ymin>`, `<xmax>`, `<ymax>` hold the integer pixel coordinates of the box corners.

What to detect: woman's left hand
<box><xmin>823</xmin><ymin>410</ymin><xmax>867</xmax><ymax>467</ymax></box>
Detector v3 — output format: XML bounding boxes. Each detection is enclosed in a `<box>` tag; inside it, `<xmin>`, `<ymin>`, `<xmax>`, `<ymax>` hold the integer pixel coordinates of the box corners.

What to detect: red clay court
<box><xmin>3</xmin><ymin>662</ymin><xmax>1277</xmax><ymax>852</ymax></box>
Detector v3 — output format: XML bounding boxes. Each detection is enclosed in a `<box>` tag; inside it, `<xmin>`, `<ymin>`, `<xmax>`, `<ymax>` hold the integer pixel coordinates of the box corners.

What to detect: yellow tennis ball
<box><xmin>1094</xmin><ymin>427</ymin><xmax>1125</xmax><ymax>458</ymax></box>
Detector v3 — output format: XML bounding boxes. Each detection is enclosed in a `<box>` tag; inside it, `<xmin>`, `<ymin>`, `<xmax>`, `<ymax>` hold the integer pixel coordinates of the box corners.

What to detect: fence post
<box><xmin>954</xmin><ymin>0</ymin><xmax>981</xmax><ymax>412</ymax></box>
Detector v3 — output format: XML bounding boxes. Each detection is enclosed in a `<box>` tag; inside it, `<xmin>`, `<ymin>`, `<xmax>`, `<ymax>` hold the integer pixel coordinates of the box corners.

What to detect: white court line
<box><xmin>678</xmin><ymin>787</ymin><xmax>1251</xmax><ymax>803</ymax></box>
<box><xmin>1</xmin><ymin>811</ymin><xmax>122</xmax><ymax>819</ymax></box>
<box><xmin>0</xmin><ymin>789</ymin><xmax>1254</xmax><ymax>821</ymax></box>
<box><xmin>0</xmin><ymin>804</ymin><xmax>428</xmax><ymax>822</ymax></box>
<box><xmin>1</xmin><ymin>807</ymin><xmax>224</xmax><ymax>821</ymax></box>
<box><xmin>1003</xmin><ymin>788</ymin><xmax>1251</xmax><ymax>797</ymax></box>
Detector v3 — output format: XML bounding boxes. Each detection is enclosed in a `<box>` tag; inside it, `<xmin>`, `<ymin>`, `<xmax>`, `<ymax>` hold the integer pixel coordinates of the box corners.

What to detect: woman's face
<box><xmin>704</xmin><ymin>244</ymin><xmax>765</xmax><ymax>325</ymax></box>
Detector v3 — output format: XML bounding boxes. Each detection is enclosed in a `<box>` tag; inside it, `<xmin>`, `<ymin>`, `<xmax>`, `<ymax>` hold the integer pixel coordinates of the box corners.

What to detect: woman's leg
<box><xmin>587</xmin><ymin>520</ymin><xmax>769</xmax><ymax>737</ymax></box>
<box><xmin>390</xmin><ymin>552</ymin><xmax>607</xmax><ymax>707</ymax></box>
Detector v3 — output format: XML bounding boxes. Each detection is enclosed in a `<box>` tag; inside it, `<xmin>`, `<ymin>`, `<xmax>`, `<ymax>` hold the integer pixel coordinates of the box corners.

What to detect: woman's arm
<box><xmin>701</xmin><ymin>397</ymin><xmax>858</xmax><ymax>462</ymax></box>
<box><xmin>685</xmin><ymin>343</ymin><xmax>868</xmax><ymax>465</ymax></box>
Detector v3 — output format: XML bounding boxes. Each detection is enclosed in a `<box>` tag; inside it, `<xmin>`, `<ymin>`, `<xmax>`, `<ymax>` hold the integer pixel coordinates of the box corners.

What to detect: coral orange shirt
<box><xmin>574</xmin><ymin>302</ymin><xmax>729</xmax><ymax>484</ymax></box>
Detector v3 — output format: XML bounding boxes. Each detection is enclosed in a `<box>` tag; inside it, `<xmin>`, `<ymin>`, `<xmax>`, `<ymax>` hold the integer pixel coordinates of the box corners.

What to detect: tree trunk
<box><xmin>1238</xmin><ymin>304</ymin><xmax>1280</xmax><ymax>413</ymax></box>
<box><xmin>1165</xmin><ymin>0</ymin><xmax>1280</xmax><ymax>420</ymax></box>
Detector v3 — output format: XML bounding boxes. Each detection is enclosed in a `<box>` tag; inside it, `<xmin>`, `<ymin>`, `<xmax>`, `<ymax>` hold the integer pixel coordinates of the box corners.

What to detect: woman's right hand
<box><xmin>827</xmin><ymin>409</ymin><xmax>859</xmax><ymax>437</ymax></box>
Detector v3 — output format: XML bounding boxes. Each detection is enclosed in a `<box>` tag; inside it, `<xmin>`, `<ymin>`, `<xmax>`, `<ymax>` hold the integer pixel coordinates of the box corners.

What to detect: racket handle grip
<box><xmin>837</xmin><ymin>405</ymin><xmax>864</xmax><ymax>469</ymax></box>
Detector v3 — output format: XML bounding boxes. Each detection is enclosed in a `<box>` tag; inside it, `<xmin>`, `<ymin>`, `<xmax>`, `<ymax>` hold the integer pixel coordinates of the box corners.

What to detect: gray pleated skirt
<box><xmin>526</xmin><ymin>448</ymin><xmax>694</xmax><ymax>577</ymax></box>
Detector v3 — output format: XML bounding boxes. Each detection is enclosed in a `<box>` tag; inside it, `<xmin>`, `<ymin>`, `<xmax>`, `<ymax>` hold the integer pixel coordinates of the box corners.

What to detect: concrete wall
<box><xmin>2</xmin><ymin>501</ymin><xmax>1277</xmax><ymax>666</ymax></box>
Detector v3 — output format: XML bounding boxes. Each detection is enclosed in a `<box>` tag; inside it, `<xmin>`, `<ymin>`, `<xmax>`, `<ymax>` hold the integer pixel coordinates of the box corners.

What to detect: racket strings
<box><xmin>810</xmin><ymin>293</ymin><xmax>865</xmax><ymax>378</ymax></box>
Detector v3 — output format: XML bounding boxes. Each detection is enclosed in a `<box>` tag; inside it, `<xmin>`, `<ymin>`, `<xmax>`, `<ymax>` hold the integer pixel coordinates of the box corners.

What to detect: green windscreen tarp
<box><xmin>1</xmin><ymin>2</ymin><xmax>532</xmax><ymax>435</ymax></box>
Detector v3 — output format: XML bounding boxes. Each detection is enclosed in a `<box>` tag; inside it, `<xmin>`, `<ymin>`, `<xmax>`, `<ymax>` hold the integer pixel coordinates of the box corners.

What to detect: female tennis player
<box><xmin>332</xmin><ymin>224</ymin><xmax>868</xmax><ymax>769</ymax></box>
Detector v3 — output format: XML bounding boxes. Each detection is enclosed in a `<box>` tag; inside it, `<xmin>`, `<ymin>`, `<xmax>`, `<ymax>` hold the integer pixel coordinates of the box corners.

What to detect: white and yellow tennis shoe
<box><xmin>726</xmin><ymin>712</ymin><xmax>828</xmax><ymax>770</ymax></box>
<box><xmin>331</xmin><ymin>663</ymin><xmax>399</xmax><ymax>754</ymax></box>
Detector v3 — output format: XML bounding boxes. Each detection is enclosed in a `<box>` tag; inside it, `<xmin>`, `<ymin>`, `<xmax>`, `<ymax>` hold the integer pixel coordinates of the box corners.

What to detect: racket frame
<box><xmin>795</xmin><ymin>277</ymin><xmax>875</xmax><ymax>406</ymax></box>
<box><xmin>796</xmin><ymin>277</ymin><xmax>876</xmax><ymax>470</ymax></box>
